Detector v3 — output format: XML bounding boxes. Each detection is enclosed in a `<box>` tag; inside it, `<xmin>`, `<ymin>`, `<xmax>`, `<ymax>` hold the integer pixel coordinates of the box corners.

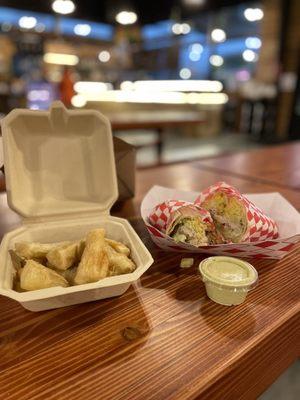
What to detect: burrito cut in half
<box><xmin>165</xmin><ymin>204</ymin><xmax>222</xmax><ymax>246</ymax></box>
<box><xmin>201</xmin><ymin>191</ymin><xmax>247</xmax><ymax>243</ymax></box>
<box><xmin>196</xmin><ymin>182</ymin><xmax>279</xmax><ymax>243</ymax></box>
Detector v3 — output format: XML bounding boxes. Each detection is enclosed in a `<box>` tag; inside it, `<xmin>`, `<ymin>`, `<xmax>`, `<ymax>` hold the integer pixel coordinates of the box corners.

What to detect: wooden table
<box><xmin>193</xmin><ymin>142</ymin><xmax>300</xmax><ymax>190</ymax></box>
<box><xmin>109</xmin><ymin>111</ymin><xmax>205</xmax><ymax>162</ymax></box>
<box><xmin>0</xmin><ymin>144</ymin><xmax>299</xmax><ymax>400</ymax></box>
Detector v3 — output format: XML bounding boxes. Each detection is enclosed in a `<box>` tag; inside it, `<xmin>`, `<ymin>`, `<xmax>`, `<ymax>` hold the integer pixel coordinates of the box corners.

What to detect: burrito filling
<box><xmin>202</xmin><ymin>192</ymin><xmax>247</xmax><ymax>243</ymax></box>
<box><xmin>170</xmin><ymin>217</ymin><xmax>211</xmax><ymax>246</ymax></box>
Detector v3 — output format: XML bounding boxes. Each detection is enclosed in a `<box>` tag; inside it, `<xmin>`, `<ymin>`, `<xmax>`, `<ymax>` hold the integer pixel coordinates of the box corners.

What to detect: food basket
<box><xmin>141</xmin><ymin>185</ymin><xmax>300</xmax><ymax>259</ymax></box>
<box><xmin>0</xmin><ymin>102</ymin><xmax>153</xmax><ymax>311</ymax></box>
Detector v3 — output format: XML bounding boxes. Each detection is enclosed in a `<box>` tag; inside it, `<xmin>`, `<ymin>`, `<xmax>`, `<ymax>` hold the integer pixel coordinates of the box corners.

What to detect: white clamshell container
<box><xmin>0</xmin><ymin>102</ymin><xmax>153</xmax><ymax>311</ymax></box>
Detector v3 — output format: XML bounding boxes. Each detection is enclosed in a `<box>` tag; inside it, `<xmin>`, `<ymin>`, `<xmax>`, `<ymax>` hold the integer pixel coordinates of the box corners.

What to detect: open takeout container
<box><xmin>141</xmin><ymin>186</ymin><xmax>300</xmax><ymax>259</ymax></box>
<box><xmin>0</xmin><ymin>101</ymin><xmax>153</xmax><ymax>311</ymax></box>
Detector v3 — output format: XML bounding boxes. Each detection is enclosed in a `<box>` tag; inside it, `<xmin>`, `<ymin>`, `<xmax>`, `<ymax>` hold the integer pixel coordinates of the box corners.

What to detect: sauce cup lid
<box><xmin>199</xmin><ymin>256</ymin><xmax>258</xmax><ymax>289</ymax></box>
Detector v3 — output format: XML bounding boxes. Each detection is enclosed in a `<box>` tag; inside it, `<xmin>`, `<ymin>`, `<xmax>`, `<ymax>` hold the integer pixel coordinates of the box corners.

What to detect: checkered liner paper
<box><xmin>141</xmin><ymin>185</ymin><xmax>300</xmax><ymax>260</ymax></box>
<box><xmin>194</xmin><ymin>181</ymin><xmax>279</xmax><ymax>242</ymax></box>
<box><xmin>149</xmin><ymin>200</ymin><xmax>213</xmax><ymax>232</ymax></box>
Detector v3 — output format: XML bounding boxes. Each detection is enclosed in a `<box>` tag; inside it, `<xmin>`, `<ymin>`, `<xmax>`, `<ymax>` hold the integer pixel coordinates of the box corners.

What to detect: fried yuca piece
<box><xmin>15</xmin><ymin>242</ymin><xmax>69</xmax><ymax>260</ymax></box>
<box><xmin>105</xmin><ymin>239</ymin><xmax>130</xmax><ymax>257</ymax></box>
<box><xmin>106</xmin><ymin>245</ymin><xmax>136</xmax><ymax>276</ymax></box>
<box><xmin>74</xmin><ymin>229</ymin><xmax>109</xmax><ymax>285</ymax></box>
<box><xmin>20</xmin><ymin>260</ymin><xmax>68</xmax><ymax>291</ymax></box>
<box><xmin>46</xmin><ymin>241</ymin><xmax>83</xmax><ymax>271</ymax></box>
<box><xmin>52</xmin><ymin>265</ymin><xmax>78</xmax><ymax>285</ymax></box>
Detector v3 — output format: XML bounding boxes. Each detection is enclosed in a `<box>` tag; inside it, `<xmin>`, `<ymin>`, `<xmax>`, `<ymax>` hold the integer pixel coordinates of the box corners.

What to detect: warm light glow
<box><xmin>244</xmin><ymin>8</ymin><xmax>264</xmax><ymax>22</ymax></box>
<box><xmin>18</xmin><ymin>16</ymin><xmax>37</xmax><ymax>29</ymax></box>
<box><xmin>172</xmin><ymin>23</ymin><xmax>191</xmax><ymax>35</ymax></box>
<box><xmin>172</xmin><ymin>23</ymin><xmax>182</xmax><ymax>35</ymax></box>
<box><xmin>187</xmin><ymin>92</ymin><xmax>228</xmax><ymax>105</ymax></box>
<box><xmin>209</xmin><ymin>55</ymin><xmax>224</xmax><ymax>67</ymax></box>
<box><xmin>245</xmin><ymin>37</ymin><xmax>262</xmax><ymax>49</ymax></box>
<box><xmin>43</xmin><ymin>53</ymin><xmax>79</xmax><ymax>65</ymax></box>
<box><xmin>52</xmin><ymin>0</ymin><xmax>76</xmax><ymax>15</ymax></box>
<box><xmin>83</xmin><ymin>91</ymin><xmax>185</xmax><ymax>104</ymax></box>
<box><xmin>131</xmin><ymin>80</ymin><xmax>223</xmax><ymax>92</ymax></box>
<box><xmin>74</xmin><ymin>24</ymin><xmax>91</xmax><ymax>36</ymax></box>
<box><xmin>120</xmin><ymin>81</ymin><xmax>134</xmax><ymax>90</ymax></box>
<box><xmin>181</xmin><ymin>23</ymin><xmax>191</xmax><ymax>34</ymax></box>
<box><xmin>71</xmin><ymin>94</ymin><xmax>87</xmax><ymax>108</ymax></box>
<box><xmin>183</xmin><ymin>0</ymin><xmax>205</xmax><ymax>6</ymax></box>
<box><xmin>76</xmin><ymin>90</ymin><xmax>228</xmax><ymax>105</ymax></box>
<box><xmin>243</xmin><ymin>49</ymin><xmax>258</xmax><ymax>62</ymax></box>
<box><xmin>115</xmin><ymin>11</ymin><xmax>137</xmax><ymax>25</ymax></box>
<box><xmin>74</xmin><ymin>81</ymin><xmax>113</xmax><ymax>93</ymax></box>
<box><xmin>98</xmin><ymin>50</ymin><xmax>110</xmax><ymax>62</ymax></box>
<box><xmin>211</xmin><ymin>29</ymin><xmax>226</xmax><ymax>43</ymax></box>
<box><xmin>179</xmin><ymin>68</ymin><xmax>192</xmax><ymax>79</ymax></box>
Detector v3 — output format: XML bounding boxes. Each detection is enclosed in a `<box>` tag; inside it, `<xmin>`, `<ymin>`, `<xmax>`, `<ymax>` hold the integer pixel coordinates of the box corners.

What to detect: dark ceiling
<box><xmin>0</xmin><ymin>0</ymin><xmax>254</xmax><ymax>25</ymax></box>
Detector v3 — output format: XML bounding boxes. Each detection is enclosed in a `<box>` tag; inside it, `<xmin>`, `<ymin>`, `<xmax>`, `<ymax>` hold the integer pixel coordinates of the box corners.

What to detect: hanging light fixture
<box><xmin>115</xmin><ymin>11</ymin><xmax>137</xmax><ymax>25</ymax></box>
<box><xmin>52</xmin><ymin>0</ymin><xmax>76</xmax><ymax>15</ymax></box>
<box><xmin>112</xmin><ymin>0</ymin><xmax>138</xmax><ymax>25</ymax></box>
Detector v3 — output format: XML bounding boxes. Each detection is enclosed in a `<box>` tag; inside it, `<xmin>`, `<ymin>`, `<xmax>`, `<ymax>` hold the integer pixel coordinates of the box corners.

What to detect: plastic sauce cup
<box><xmin>199</xmin><ymin>256</ymin><xmax>258</xmax><ymax>306</ymax></box>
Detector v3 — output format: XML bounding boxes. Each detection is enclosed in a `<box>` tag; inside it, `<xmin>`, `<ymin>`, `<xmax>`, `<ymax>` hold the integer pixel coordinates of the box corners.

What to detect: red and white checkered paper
<box><xmin>141</xmin><ymin>185</ymin><xmax>300</xmax><ymax>260</ymax></box>
<box><xmin>194</xmin><ymin>181</ymin><xmax>279</xmax><ymax>243</ymax></box>
<box><xmin>149</xmin><ymin>200</ymin><xmax>212</xmax><ymax>233</ymax></box>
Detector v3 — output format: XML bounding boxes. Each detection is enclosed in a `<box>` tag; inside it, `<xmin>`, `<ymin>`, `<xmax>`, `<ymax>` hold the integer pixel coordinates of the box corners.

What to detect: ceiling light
<box><xmin>43</xmin><ymin>53</ymin><xmax>79</xmax><ymax>65</ymax></box>
<box><xmin>244</xmin><ymin>8</ymin><xmax>264</xmax><ymax>22</ymax></box>
<box><xmin>52</xmin><ymin>0</ymin><xmax>76</xmax><ymax>15</ymax></box>
<box><xmin>243</xmin><ymin>49</ymin><xmax>258</xmax><ymax>62</ymax></box>
<box><xmin>98</xmin><ymin>51</ymin><xmax>110</xmax><ymax>62</ymax></box>
<box><xmin>181</xmin><ymin>23</ymin><xmax>191</xmax><ymax>34</ymax></box>
<box><xmin>71</xmin><ymin>94</ymin><xmax>87</xmax><ymax>108</ymax></box>
<box><xmin>115</xmin><ymin>11</ymin><xmax>137</xmax><ymax>25</ymax></box>
<box><xmin>209</xmin><ymin>55</ymin><xmax>224</xmax><ymax>67</ymax></box>
<box><xmin>211</xmin><ymin>29</ymin><xmax>226</xmax><ymax>43</ymax></box>
<box><xmin>179</xmin><ymin>68</ymin><xmax>191</xmax><ymax>79</ymax></box>
<box><xmin>191</xmin><ymin>43</ymin><xmax>203</xmax><ymax>53</ymax></box>
<box><xmin>18</xmin><ymin>16</ymin><xmax>37</xmax><ymax>30</ymax></box>
<box><xmin>74</xmin><ymin>24</ymin><xmax>91</xmax><ymax>36</ymax></box>
<box><xmin>172</xmin><ymin>23</ymin><xmax>191</xmax><ymax>35</ymax></box>
<box><xmin>172</xmin><ymin>23</ymin><xmax>182</xmax><ymax>35</ymax></box>
<box><xmin>245</xmin><ymin>37</ymin><xmax>262</xmax><ymax>49</ymax></box>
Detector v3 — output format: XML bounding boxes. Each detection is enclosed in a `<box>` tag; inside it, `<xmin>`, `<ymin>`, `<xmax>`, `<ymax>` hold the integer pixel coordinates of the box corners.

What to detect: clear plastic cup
<box><xmin>199</xmin><ymin>256</ymin><xmax>258</xmax><ymax>306</ymax></box>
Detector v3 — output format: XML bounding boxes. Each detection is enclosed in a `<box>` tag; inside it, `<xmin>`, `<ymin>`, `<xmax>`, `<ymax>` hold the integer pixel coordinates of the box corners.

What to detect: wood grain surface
<box><xmin>0</xmin><ymin>144</ymin><xmax>299</xmax><ymax>400</ymax></box>
<box><xmin>193</xmin><ymin>142</ymin><xmax>300</xmax><ymax>190</ymax></box>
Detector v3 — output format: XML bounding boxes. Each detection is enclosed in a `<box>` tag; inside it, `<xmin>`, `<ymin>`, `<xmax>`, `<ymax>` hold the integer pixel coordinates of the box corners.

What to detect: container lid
<box><xmin>199</xmin><ymin>256</ymin><xmax>258</xmax><ymax>288</ymax></box>
<box><xmin>1</xmin><ymin>102</ymin><xmax>118</xmax><ymax>219</ymax></box>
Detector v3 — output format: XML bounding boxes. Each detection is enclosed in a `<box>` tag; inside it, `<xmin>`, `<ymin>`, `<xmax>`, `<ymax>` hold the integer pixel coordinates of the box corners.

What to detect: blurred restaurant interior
<box><xmin>0</xmin><ymin>2</ymin><xmax>299</xmax><ymax>399</ymax></box>
<box><xmin>0</xmin><ymin>0</ymin><xmax>299</xmax><ymax>167</ymax></box>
